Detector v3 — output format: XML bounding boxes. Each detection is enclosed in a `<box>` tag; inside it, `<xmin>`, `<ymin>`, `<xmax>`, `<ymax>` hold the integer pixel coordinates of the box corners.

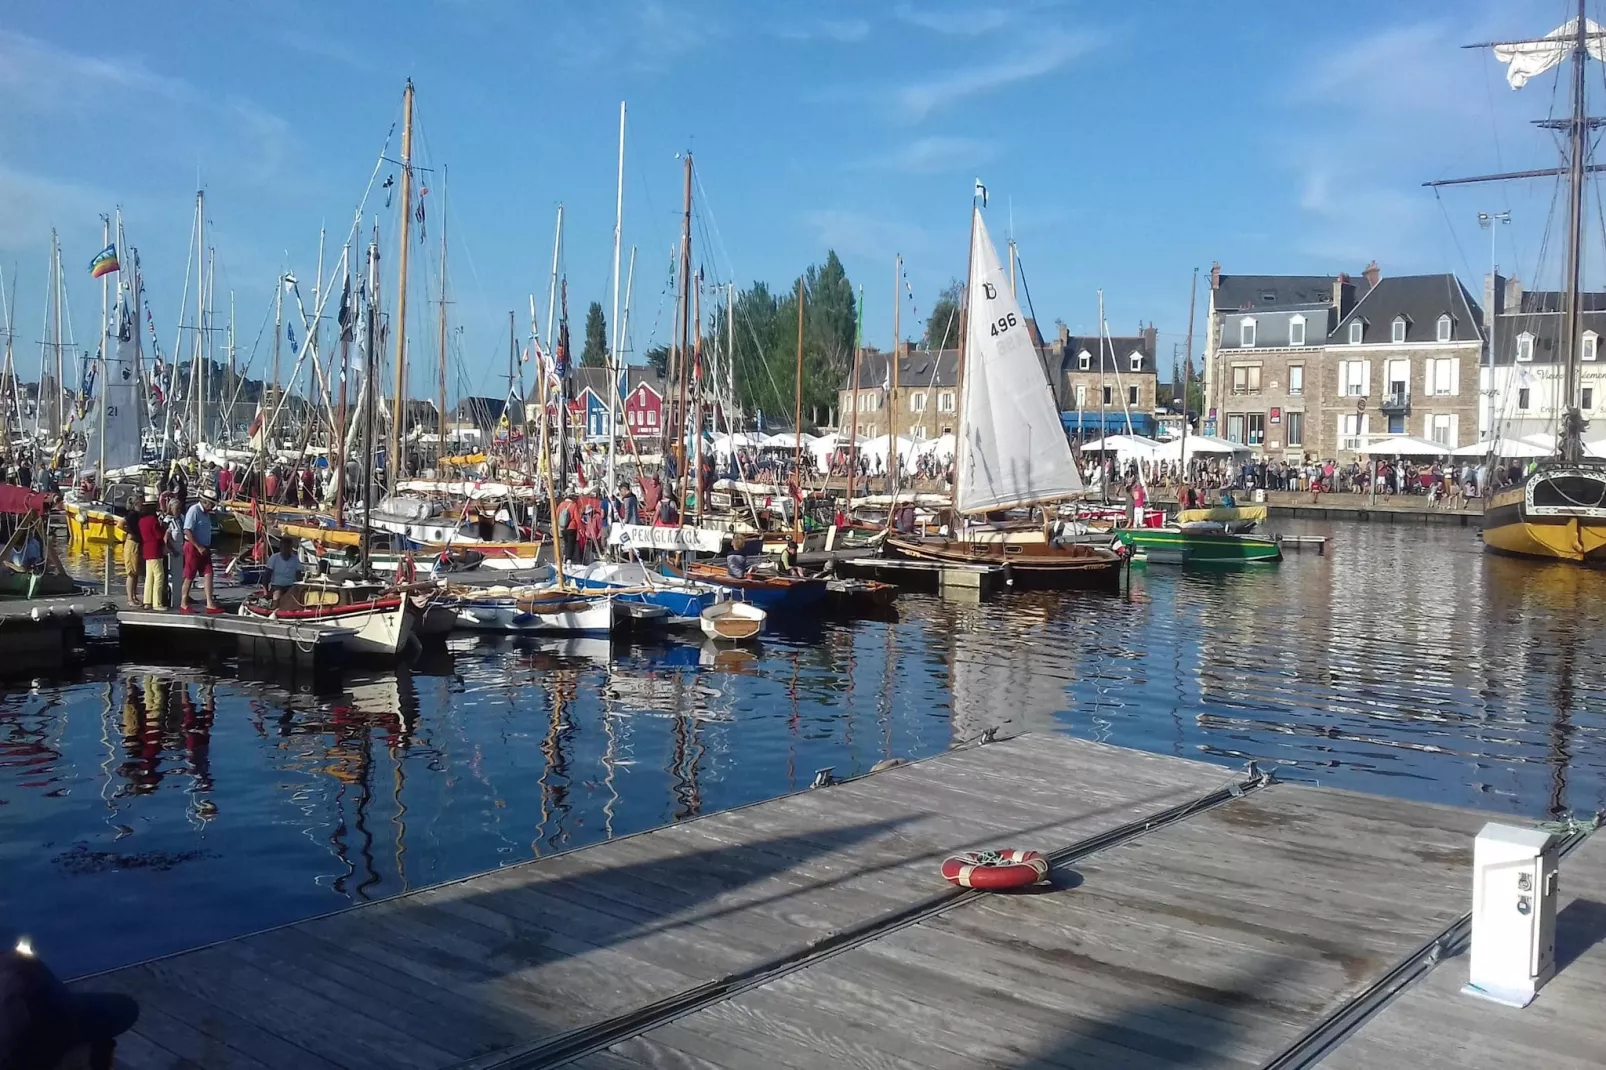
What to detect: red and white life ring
<box><xmin>940</xmin><ymin>849</ymin><xmax>1048</xmax><ymax>890</ymax></box>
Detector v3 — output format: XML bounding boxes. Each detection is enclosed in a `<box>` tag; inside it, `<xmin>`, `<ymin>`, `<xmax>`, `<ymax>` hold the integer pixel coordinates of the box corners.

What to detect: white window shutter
<box><xmin>1360</xmin><ymin>361</ymin><xmax>1371</xmax><ymax>395</ymax></box>
<box><xmin>1422</xmin><ymin>413</ymin><xmax>1432</xmax><ymax>438</ymax></box>
<box><xmin>1449</xmin><ymin>414</ymin><xmax>1459</xmax><ymax>448</ymax></box>
<box><xmin>1339</xmin><ymin>361</ymin><xmax>1348</xmax><ymax>392</ymax></box>
<box><xmin>1449</xmin><ymin>359</ymin><xmax>1460</xmax><ymax>396</ymax></box>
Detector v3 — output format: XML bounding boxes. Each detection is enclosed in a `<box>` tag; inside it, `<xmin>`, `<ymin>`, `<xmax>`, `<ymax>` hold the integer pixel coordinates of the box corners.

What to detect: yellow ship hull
<box><xmin>1482</xmin><ymin>468</ymin><xmax>1606</xmax><ymax>563</ymax></box>
<box><xmin>64</xmin><ymin>503</ymin><xmax>123</xmax><ymax>546</ymax></box>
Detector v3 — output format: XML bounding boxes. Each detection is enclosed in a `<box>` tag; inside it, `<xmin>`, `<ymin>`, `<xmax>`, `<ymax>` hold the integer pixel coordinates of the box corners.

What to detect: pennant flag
<box><xmin>416</xmin><ymin>199</ymin><xmax>427</xmax><ymax>242</ymax></box>
<box><xmin>89</xmin><ymin>244</ymin><xmax>119</xmax><ymax>278</ymax></box>
<box><xmin>337</xmin><ymin>276</ymin><xmax>353</xmax><ymax>341</ymax></box>
<box><xmin>383</xmin><ymin>174</ymin><xmax>395</xmax><ymax>208</ymax></box>
<box><xmin>287</xmin><ymin>322</ymin><xmax>298</xmax><ymax>352</ymax></box>
<box><xmin>973</xmin><ymin>178</ymin><xmax>988</xmax><ymax>208</ymax></box>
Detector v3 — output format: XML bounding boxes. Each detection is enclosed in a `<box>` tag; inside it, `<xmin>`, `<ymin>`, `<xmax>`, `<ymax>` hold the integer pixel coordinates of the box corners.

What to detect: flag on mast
<box><xmin>89</xmin><ymin>244</ymin><xmax>120</xmax><ymax>278</ymax></box>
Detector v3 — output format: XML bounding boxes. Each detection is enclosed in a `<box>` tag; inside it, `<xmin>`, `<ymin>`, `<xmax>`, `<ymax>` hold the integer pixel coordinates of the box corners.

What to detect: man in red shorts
<box><xmin>179</xmin><ymin>489</ymin><xmax>223</xmax><ymax>614</ymax></box>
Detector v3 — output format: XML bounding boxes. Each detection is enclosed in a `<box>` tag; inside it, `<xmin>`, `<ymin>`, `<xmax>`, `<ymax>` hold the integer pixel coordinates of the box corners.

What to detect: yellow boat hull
<box><xmin>65</xmin><ymin>503</ymin><xmax>123</xmax><ymax>546</ymax></box>
<box><xmin>1483</xmin><ymin>470</ymin><xmax>1606</xmax><ymax>563</ymax></box>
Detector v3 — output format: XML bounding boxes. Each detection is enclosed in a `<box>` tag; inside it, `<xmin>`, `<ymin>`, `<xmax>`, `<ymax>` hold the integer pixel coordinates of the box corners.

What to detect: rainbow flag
<box><xmin>89</xmin><ymin>244</ymin><xmax>119</xmax><ymax>278</ymax></box>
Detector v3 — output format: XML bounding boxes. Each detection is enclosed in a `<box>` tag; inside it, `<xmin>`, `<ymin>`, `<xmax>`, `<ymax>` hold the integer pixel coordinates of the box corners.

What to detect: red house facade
<box><xmin>622</xmin><ymin>376</ymin><xmax>664</xmax><ymax>437</ymax></box>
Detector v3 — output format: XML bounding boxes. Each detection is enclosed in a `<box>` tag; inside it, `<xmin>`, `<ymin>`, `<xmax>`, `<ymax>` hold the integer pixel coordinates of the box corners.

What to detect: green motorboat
<box><xmin>1114</xmin><ymin>527</ymin><xmax>1282</xmax><ymax>565</ymax></box>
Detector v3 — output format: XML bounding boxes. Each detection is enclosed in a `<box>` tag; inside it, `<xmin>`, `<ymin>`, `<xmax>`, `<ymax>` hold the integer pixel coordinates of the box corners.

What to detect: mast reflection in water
<box><xmin>3</xmin><ymin>520</ymin><xmax>1604</xmax><ymax>977</ymax></box>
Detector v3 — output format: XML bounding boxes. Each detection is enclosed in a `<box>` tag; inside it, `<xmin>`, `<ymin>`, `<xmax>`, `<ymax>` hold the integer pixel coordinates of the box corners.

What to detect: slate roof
<box><xmin>1057</xmin><ymin>336</ymin><xmax>1156</xmax><ymax>376</ymax></box>
<box><xmin>570</xmin><ymin>365</ymin><xmax>666</xmax><ymax>399</ymax></box>
<box><xmin>1331</xmin><ymin>274</ymin><xmax>1483</xmax><ymax>344</ymax></box>
<box><xmin>1490</xmin><ymin>289</ymin><xmax>1606</xmax><ymax>366</ymax></box>
<box><xmin>842</xmin><ymin>349</ymin><xmax>960</xmax><ymax>390</ymax></box>
<box><xmin>1214</xmin><ymin>274</ymin><xmax>1346</xmax><ymax>312</ymax></box>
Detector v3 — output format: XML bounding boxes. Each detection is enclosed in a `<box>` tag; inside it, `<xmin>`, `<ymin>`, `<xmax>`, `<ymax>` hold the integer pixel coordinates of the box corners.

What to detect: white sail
<box><xmin>953</xmin><ymin>207</ymin><xmax>1083</xmax><ymax>514</ymax></box>
<box><xmin>1495</xmin><ymin>18</ymin><xmax>1606</xmax><ymax>89</ymax></box>
<box><xmin>82</xmin><ymin>301</ymin><xmax>143</xmax><ymax>475</ymax></box>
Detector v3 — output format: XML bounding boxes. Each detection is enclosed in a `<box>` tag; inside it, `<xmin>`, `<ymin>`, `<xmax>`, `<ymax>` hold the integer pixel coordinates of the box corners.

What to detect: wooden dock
<box><xmin>70</xmin><ymin>734</ymin><xmax>1601</xmax><ymax>1070</ymax></box>
<box><xmin>117</xmin><ymin>609</ymin><xmax>351</xmax><ymax>672</ymax></box>
<box><xmin>836</xmin><ymin>556</ymin><xmax>1005</xmax><ymax>600</ymax></box>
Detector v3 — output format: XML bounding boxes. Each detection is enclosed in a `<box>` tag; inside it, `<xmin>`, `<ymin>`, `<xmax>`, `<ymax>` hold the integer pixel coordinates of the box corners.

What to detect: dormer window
<box><xmin>1349</xmin><ymin>320</ymin><xmax>1364</xmax><ymax>345</ymax></box>
<box><xmin>1391</xmin><ymin>316</ymin><xmax>1408</xmax><ymax>343</ymax></box>
<box><xmin>1077</xmin><ymin>349</ymin><xmax>1091</xmax><ymax>371</ymax></box>
<box><xmin>1129</xmin><ymin>352</ymin><xmax>1142</xmax><ymax>372</ymax></box>
<box><xmin>1289</xmin><ymin>315</ymin><xmax>1306</xmax><ymax>347</ymax></box>
<box><xmin>1517</xmin><ymin>332</ymin><xmax>1535</xmax><ymax>362</ymax></box>
<box><xmin>1240</xmin><ymin>318</ymin><xmax>1256</xmax><ymax>347</ymax></box>
<box><xmin>1436</xmin><ymin>315</ymin><xmax>1452</xmax><ymax>343</ymax></box>
<box><xmin>1584</xmin><ymin>331</ymin><xmax>1599</xmax><ymax>361</ymax></box>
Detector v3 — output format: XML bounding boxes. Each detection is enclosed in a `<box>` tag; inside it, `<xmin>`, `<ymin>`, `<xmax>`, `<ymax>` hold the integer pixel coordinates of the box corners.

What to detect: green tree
<box><xmin>925</xmin><ymin>279</ymin><xmax>962</xmax><ymax>350</ymax></box>
<box><xmin>644</xmin><ymin>344</ymin><xmax>670</xmax><ymax>379</ymax></box>
<box><xmin>581</xmin><ymin>301</ymin><xmax>608</xmax><ymax>367</ymax></box>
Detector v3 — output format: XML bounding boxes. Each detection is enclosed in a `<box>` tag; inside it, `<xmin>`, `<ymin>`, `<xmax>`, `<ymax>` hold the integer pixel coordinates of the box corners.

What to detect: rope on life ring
<box><xmin>940</xmin><ymin>849</ymin><xmax>1048</xmax><ymax>891</ymax></box>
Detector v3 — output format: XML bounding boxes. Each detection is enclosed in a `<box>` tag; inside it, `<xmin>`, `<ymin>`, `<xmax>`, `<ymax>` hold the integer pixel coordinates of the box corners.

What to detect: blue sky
<box><xmin>0</xmin><ymin>0</ymin><xmax>1592</xmax><ymax>401</ymax></box>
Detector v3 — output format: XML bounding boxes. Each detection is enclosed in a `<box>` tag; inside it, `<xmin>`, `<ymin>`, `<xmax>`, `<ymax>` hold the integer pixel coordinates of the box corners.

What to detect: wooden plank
<box><xmin>108</xmin><ymin>1028</ymin><xmax>206</xmax><ymax>1070</ymax></box>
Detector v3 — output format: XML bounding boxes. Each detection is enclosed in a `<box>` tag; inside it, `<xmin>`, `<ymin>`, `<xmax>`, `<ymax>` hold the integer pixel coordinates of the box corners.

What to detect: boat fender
<box><xmin>397</xmin><ymin>554</ymin><xmax>417</xmax><ymax>584</ymax></box>
<box><xmin>940</xmin><ymin>849</ymin><xmax>1048</xmax><ymax>890</ymax></box>
<box><xmin>1002</xmin><ymin>562</ymin><xmax>1014</xmax><ymax>587</ymax></box>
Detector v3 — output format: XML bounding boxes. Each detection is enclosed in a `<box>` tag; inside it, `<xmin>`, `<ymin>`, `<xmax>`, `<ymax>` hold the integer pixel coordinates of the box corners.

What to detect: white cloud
<box><xmin>894</xmin><ymin>3</ymin><xmax>1015</xmax><ymax>35</ymax></box>
<box><xmin>895</xmin><ymin>29</ymin><xmax>1098</xmax><ymax>120</ymax></box>
<box><xmin>859</xmin><ymin>136</ymin><xmax>996</xmax><ymax>175</ymax></box>
<box><xmin>774</xmin><ymin>18</ymin><xmax>871</xmax><ymax>44</ymax></box>
<box><xmin>802</xmin><ymin>209</ymin><xmax>931</xmax><ymax>263</ymax></box>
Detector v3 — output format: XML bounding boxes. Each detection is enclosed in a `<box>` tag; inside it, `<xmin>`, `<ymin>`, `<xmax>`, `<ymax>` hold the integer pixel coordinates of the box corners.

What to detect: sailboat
<box><xmin>886</xmin><ymin>202</ymin><xmax>1123</xmax><ymax>590</ymax></box>
<box><xmin>1463</xmin><ymin>9</ymin><xmax>1606</xmax><ymax>562</ymax></box>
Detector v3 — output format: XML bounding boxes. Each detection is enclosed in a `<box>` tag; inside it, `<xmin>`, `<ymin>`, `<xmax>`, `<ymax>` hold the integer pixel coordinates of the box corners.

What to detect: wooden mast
<box><xmin>361</xmin><ymin>228</ymin><xmax>380</xmax><ymax>576</ymax></box>
<box><xmin>52</xmin><ymin>230</ymin><xmax>63</xmax><ymax>438</ymax></box>
<box><xmin>388</xmin><ymin>78</ymin><xmax>416</xmax><ymax>491</ymax></box>
<box><xmin>435</xmin><ymin>166</ymin><xmax>450</xmax><ymax>473</ymax></box>
<box><xmin>846</xmin><ymin>284</ymin><xmax>863</xmax><ymax>504</ymax></box>
<box><xmin>537</xmin><ymin>313</ymin><xmax>565</xmax><ymax>588</ymax></box>
<box><xmin>96</xmin><ymin>215</ymin><xmax>109</xmax><ymax>484</ymax></box>
<box><xmin>674</xmin><ymin>153</ymin><xmax>693</xmax><ymax>521</ymax></box>
<box><xmin>793</xmin><ymin>276</ymin><xmax>805</xmax><ymax>535</ymax></box>
<box><xmin>692</xmin><ymin>270</ymin><xmax>705</xmax><ymax>522</ymax></box>
<box><xmin>1558</xmin><ymin>0</ymin><xmax>1588</xmax><ymax>463</ymax></box>
<box><xmin>889</xmin><ymin>256</ymin><xmax>900</xmax><ymax>496</ymax></box>
<box><xmin>607</xmin><ymin>101</ymin><xmax>626</xmax><ymax>495</ymax></box>
<box><xmin>1180</xmin><ymin>267</ymin><xmax>1197</xmax><ymax>490</ymax></box>
<box><xmin>334</xmin><ymin>250</ymin><xmax>351</xmax><ymax>527</ymax></box>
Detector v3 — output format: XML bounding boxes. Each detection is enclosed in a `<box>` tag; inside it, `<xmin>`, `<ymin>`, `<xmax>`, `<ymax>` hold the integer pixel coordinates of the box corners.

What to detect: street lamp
<box><xmin>1479</xmin><ymin>211</ymin><xmax>1511</xmax><ymax>441</ymax></box>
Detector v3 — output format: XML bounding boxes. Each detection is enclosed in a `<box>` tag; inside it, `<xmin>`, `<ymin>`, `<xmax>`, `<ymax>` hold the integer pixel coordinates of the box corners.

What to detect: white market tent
<box><xmin>860</xmin><ymin>434</ymin><xmax>920</xmax><ymax>474</ymax></box>
<box><xmin>1358</xmin><ymin>435</ymin><xmax>1449</xmax><ymax>457</ymax></box>
<box><xmin>1449</xmin><ymin>436</ymin><xmax>1551</xmax><ymax>458</ymax></box>
<box><xmin>761</xmin><ymin>431</ymin><xmax>807</xmax><ymax>449</ymax></box>
<box><xmin>1080</xmin><ymin>434</ymin><xmax>1163</xmax><ymax>461</ymax></box>
<box><xmin>1153</xmin><ymin>435</ymin><xmax>1252</xmax><ymax>461</ymax></box>
<box><xmin>1506</xmin><ymin>431</ymin><xmax>1606</xmax><ymax>458</ymax></box>
<box><xmin>910</xmin><ymin>432</ymin><xmax>956</xmax><ymax>463</ymax></box>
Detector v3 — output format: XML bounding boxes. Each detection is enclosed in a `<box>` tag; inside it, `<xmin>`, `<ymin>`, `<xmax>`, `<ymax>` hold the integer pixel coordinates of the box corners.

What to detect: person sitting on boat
<box><xmin>266</xmin><ymin>537</ymin><xmax>304</xmax><ymax>615</ymax></box>
<box><xmin>779</xmin><ymin>537</ymin><xmax>803</xmax><ymax>577</ymax></box>
<box><xmin>1220</xmin><ymin>488</ymin><xmax>1236</xmax><ymax>508</ymax></box>
<box><xmin>655</xmin><ymin>495</ymin><xmax>679</xmax><ymax>527</ymax></box>
<box><xmin>617</xmin><ymin>482</ymin><xmax>639</xmax><ymax>526</ymax></box>
<box><xmin>179</xmin><ymin>490</ymin><xmax>223</xmax><ymax>615</ymax></box>
<box><xmin>727</xmin><ymin>535</ymin><xmax>749</xmax><ymax>579</ymax></box>
<box><xmin>6</xmin><ymin>527</ymin><xmax>44</xmax><ymax>572</ymax></box>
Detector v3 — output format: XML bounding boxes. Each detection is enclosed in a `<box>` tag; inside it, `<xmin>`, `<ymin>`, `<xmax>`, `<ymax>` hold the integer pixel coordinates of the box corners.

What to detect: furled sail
<box><xmin>81</xmin><ymin>299</ymin><xmax>143</xmax><ymax>475</ymax></box>
<box><xmin>1495</xmin><ymin>18</ymin><xmax>1606</xmax><ymax>88</ymax></box>
<box><xmin>953</xmin><ymin>207</ymin><xmax>1084</xmax><ymax>514</ymax></box>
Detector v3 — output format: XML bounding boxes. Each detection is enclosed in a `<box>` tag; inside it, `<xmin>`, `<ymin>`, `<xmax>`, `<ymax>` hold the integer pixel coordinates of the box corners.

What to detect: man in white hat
<box><xmin>179</xmin><ymin>488</ymin><xmax>223</xmax><ymax>614</ymax></box>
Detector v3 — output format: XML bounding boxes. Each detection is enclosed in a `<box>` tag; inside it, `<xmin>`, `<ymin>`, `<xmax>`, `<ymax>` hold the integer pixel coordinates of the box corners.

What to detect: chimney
<box><xmin>1363</xmin><ymin>260</ymin><xmax>1381</xmax><ymax>288</ymax></box>
<box><xmin>1334</xmin><ymin>272</ymin><xmax>1350</xmax><ymax>320</ymax></box>
<box><xmin>1209</xmin><ymin>261</ymin><xmax>1222</xmax><ymax>290</ymax></box>
<box><xmin>1057</xmin><ymin>321</ymin><xmax>1069</xmax><ymax>347</ymax></box>
<box><xmin>1483</xmin><ymin>272</ymin><xmax>1506</xmax><ymax>324</ymax></box>
<box><xmin>1142</xmin><ymin>321</ymin><xmax>1157</xmax><ymax>358</ymax></box>
<box><xmin>1505</xmin><ymin>275</ymin><xmax>1523</xmax><ymax>312</ymax></box>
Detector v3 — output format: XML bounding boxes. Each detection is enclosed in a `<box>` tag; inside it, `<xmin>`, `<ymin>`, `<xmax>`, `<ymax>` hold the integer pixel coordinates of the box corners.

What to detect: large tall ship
<box><xmin>1455</xmin><ymin>7</ymin><xmax>1606</xmax><ymax>561</ymax></box>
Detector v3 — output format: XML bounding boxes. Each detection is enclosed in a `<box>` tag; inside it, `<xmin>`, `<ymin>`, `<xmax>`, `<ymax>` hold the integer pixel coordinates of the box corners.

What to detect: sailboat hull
<box><xmin>1114</xmin><ymin>528</ymin><xmax>1283</xmax><ymax>564</ymax></box>
<box><xmin>64</xmin><ymin>503</ymin><xmax>122</xmax><ymax>546</ymax></box>
<box><xmin>1483</xmin><ymin>465</ymin><xmax>1606</xmax><ymax>562</ymax></box>
<box><xmin>885</xmin><ymin>534</ymin><xmax>1123</xmax><ymax>591</ymax></box>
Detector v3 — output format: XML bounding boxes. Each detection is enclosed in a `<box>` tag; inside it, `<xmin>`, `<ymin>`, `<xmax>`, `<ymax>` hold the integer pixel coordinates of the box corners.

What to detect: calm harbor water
<box><xmin>4</xmin><ymin>518</ymin><xmax>1605</xmax><ymax>978</ymax></box>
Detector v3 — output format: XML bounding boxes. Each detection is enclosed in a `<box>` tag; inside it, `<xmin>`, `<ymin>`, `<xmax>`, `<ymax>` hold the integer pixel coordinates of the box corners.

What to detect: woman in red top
<box><xmin>134</xmin><ymin>491</ymin><xmax>168</xmax><ymax>609</ymax></box>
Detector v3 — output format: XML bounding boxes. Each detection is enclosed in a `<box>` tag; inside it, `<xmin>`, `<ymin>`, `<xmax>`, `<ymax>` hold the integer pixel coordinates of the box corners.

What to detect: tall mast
<box><xmin>536</xmin><ymin>311</ymin><xmax>564</xmax><ymax>588</ymax></box>
<box><xmin>793</xmin><ymin>276</ymin><xmax>805</xmax><ymax>488</ymax></box>
<box><xmin>334</xmin><ymin>249</ymin><xmax>352</xmax><ymax>526</ymax></box>
<box><xmin>954</xmin><ymin>207</ymin><xmax>978</xmax><ymax>519</ymax></box>
<box><xmin>692</xmin><ymin>272</ymin><xmax>705</xmax><ymax>522</ymax></box>
<box><xmin>226</xmin><ymin>290</ymin><xmax>236</xmax><ymax>445</ymax></box>
<box><xmin>608</xmin><ymin>102</ymin><xmax>626</xmax><ymax>494</ymax></box>
<box><xmin>436</xmin><ymin>166</ymin><xmax>450</xmax><ymax>472</ymax></box>
<box><xmin>1559</xmin><ymin>0</ymin><xmax>1588</xmax><ymax>463</ymax></box>
<box><xmin>887</xmin><ymin>254</ymin><xmax>898</xmax><ymax>494</ymax></box>
<box><xmin>846</xmin><ymin>284</ymin><xmax>863</xmax><ymax>504</ymax></box>
<box><xmin>52</xmin><ymin>230</ymin><xmax>63</xmax><ymax>437</ymax></box>
<box><xmin>389</xmin><ymin>78</ymin><xmax>416</xmax><ymax>490</ymax></box>
<box><xmin>889</xmin><ymin>257</ymin><xmax>900</xmax><ymax>495</ymax></box>
<box><xmin>725</xmin><ymin>281</ymin><xmax>735</xmax><ymax>418</ymax></box>
<box><xmin>545</xmin><ymin>205</ymin><xmax>562</xmax><ymax>376</ymax></box>
<box><xmin>674</xmin><ymin>154</ymin><xmax>693</xmax><ymax>497</ymax></box>
<box><xmin>1097</xmin><ymin>288</ymin><xmax>1108</xmax><ymax>502</ymax></box>
<box><xmin>361</xmin><ymin>229</ymin><xmax>379</xmax><ymax>575</ymax></box>
<box><xmin>1181</xmin><ymin>267</ymin><xmax>1197</xmax><ymax>483</ymax></box>
<box><xmin>0</xmin><ymin>265</ymin><xmax>14</xmax><ymax>461</ymax></box>
<box><xmin>97</xmin><ymin>215</ymin><xmax>109</xmax><ymax>482</ymax></box>
<box><xmin>272</xmin><ymin>266</ymin><xmax>283</xmax><ymax>453</ymax></box>
<box><xmin>192</xmin><ymin>192</ymin><xmax>205</xmax><ymax>450</ymax></box>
